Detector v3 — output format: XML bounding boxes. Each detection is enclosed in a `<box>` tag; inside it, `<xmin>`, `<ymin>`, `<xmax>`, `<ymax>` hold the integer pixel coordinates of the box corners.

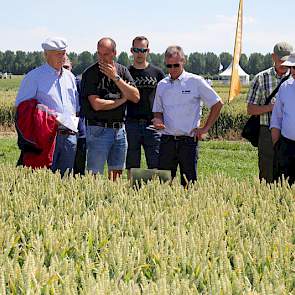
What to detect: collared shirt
<box><xmin>270</xmin><ymin>78</ymin><xmax>295</xmax><ymax>140</ymax></box>
<box><xmin>15</xmin><ymin>63</ymin><xmax>79</xmax><ymax>116</ymax></box>
<box><xmin>246</xmin><ymin>67</ymin><xmax>289</xmax><ymax>126</ymax></box>
<box><xmin>152</xmin><ymin>71</ymin><xmax>221</xmax><ymax>136</ymax></box>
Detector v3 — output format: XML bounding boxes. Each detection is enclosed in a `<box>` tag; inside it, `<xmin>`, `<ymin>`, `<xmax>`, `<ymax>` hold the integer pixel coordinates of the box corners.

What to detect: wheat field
<box><xmin>0</xmin><ymin>166</ymin><xmax>295</xmax><ymax>294</ymax></box>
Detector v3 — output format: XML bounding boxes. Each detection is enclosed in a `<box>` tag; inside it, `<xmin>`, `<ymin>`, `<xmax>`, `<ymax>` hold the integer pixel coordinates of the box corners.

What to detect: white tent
<box><xmin>219</xmin><ymin>62</ymin><xmax>250</xmax><ymax>85</ymax></box>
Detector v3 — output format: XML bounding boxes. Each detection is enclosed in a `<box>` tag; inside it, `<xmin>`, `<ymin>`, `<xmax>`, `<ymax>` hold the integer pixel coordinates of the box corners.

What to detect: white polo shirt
<box><xmin>270</xmin><ymin>78</ymin><xmax>295</xmax><ymax>140</ymax></box>
<box><xmin>153</xmin><ymin>71</ymin><xmax>221</xmax><ymax>136</ymax></box>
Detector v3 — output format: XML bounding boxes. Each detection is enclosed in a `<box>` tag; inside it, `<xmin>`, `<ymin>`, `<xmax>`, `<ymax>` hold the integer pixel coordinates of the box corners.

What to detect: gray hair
<box><xmin>164</xmin><ymin>46</ymin><xmax>185</xmax><ymax>61</ymax></box>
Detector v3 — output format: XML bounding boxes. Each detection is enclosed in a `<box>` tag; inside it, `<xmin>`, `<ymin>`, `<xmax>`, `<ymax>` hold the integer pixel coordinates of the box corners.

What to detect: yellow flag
<box><xmin>229</xmin><ymin>0</ymin><xmax>243</xmax><ymax>102</ymax></box>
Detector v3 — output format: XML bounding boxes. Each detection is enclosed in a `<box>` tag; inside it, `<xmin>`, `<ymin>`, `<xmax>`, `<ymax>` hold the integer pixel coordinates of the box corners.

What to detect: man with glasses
<box><xmin>246</xmin><ymin>41</ymin><xmax>293</xmax><ymax>183</ymax></box>
<box><xmin>152</xmin><ymin>45</ymin><xmax>223</xmax><ymax>186</ymax></box>
<box><xmin>270</xmin><ymin>52</ymin><xmax>295</xmax><ymax>185</ymax></box>
<box><xmin>126</xmin><ymin>36</ymin><xmax>165</xmax><ymax>174</ymax></box>
<box><xmin>81</xmin><ymin>37</ymin><xmax>139</xmax><ymax>180</ymax></box>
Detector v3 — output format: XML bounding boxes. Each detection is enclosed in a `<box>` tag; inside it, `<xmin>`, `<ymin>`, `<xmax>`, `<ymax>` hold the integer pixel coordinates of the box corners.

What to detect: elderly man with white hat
<box><xmin>270</xmin><ymin>52</ymin><xmax>295</xmax><ymax>185</ymax></box>
<box><xmin>15</xmin><ymin>37</ymin><xmax>79</xmax><ymax>176</ymax></box>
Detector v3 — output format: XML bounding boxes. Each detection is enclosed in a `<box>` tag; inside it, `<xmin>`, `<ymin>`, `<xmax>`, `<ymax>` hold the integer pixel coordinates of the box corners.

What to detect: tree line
<box><xmin>0</xmin><ymin>50</ymin><xmax>273</xmax><ymax>78</ymax></box>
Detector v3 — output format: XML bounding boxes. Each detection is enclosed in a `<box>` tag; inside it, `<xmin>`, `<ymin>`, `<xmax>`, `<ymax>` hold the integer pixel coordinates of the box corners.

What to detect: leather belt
<box><xmin>57</xmin><ymin>129</ymin><xmax>76</xmax><ymax>135</ymax></box>
<box><xmin>162</xmin><ymin>134</ymin><xmax>196</xmax><ymax>141</ymax></box>
<box><xmin>87</xmin><ymin>121</ymin><xmax>124</xmax><ymax>129</ymax></box>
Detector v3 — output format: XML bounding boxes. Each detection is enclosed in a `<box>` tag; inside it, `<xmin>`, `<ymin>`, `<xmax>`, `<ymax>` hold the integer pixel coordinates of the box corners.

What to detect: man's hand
<box><xmin>99</xmin><ymin>60</ymin><xmax>117</xmax><ymax>80</ymax></box>
<box><xmin>193</xmin><ymin>127</ymin><xmax>209</xmax><ymax>141</ymax></box>
<box><xmin>271</xmin><ymin>128</ymin><xmax>281</xmax><ymax>146</ymax></box>
<box><xmin>151</xmin><ymin>117</ymin><xmax>165</xmax><ymax>129</ymax></box>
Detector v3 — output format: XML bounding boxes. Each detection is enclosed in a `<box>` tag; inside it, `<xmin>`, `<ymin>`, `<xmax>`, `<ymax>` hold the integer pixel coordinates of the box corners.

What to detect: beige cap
<box><xmin>273</xmin><ymin>42</ymin><xmax>293</xmax><ymax>61</ymax></box>
<box><xmin>282</xmin><ymin>52</ymin><xmax>295</xmax><ymax>66</ymax></box>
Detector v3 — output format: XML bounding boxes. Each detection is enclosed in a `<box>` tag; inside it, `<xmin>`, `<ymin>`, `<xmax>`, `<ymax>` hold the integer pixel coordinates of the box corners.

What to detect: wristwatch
<box><xmin>114</xmin><ymin>74</ymin><xmax>121</xmax><ymax>82</ymax></box>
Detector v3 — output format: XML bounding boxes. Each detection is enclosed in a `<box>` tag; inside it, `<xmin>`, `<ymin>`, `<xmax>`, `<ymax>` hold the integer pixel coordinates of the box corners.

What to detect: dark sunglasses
<box><xmin>166</xmin><ymin>63</ymin><xmax>180</xmax><ymax>68</ymax></box>
<box><xmin>132</xmin><ymin>47</ymin><xmax>148</xmax><ymax>53</ymax></box>
<box><xmin>290</xmin><ymin>66</ymin><xmax>295</xmax><ymax>70</ymax></box>
<box><xmin>63</xmin><ymin>65</ymin><xmax>70</xmax><ymax>70</ymax></box>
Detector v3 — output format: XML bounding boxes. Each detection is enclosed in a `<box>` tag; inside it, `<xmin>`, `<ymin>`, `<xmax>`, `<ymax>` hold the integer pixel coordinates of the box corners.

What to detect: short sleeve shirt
<box><xmin>153</xmin><ymin>71</ymin><xmax>221</xmax><ymax>136</ymax></box>
<box><xmin>81</xmin><ymin>62</ymin><xmax>135</xmax><ymax>122</ymax></box>
<box><xmin>127</xmin><ymin>64</ymin><xmax>165</xmax><ymax>120</ymax></box>
<box><xmin>246</xmin><ymin>67</ymin><xmax>289</xmax><ymax>126</ymax></box>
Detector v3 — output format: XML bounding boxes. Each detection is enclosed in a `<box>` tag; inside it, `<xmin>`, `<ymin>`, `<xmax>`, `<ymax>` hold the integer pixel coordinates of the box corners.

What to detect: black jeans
<box><xmin>74</xmin><ymin>137</ymin><xmax>86</xmax><ymax>175</ymax></box>
<box><xmin>158</xmin><ymin>135</ymin><xmax>199</xmax><ymax>186</ymax></box>
<box><xmin>275</xmin><ymin>136</ymin><xmax>295</xmax><ymax>185</ymax></box>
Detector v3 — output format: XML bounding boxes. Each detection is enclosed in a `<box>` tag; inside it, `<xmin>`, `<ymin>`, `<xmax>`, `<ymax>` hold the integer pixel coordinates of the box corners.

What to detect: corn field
<box><xmin>1</xmin><ymin>165</ymin><xmax>295</xmax><ymax>294</ymax></box>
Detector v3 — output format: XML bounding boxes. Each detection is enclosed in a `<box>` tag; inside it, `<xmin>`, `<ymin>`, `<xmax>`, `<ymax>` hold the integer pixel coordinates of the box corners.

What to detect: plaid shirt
<box><xmin>246</xmin><ymin>67</ymin><xmax>289</xmax><ymax>126</ymax></box>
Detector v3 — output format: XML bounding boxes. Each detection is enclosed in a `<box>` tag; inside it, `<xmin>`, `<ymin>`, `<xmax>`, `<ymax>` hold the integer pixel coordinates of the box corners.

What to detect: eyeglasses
<box><xmin>166</xmin><ymin>63</ymin><xmax>180</xmax><ymax>68</ymax></box>
<box><xmin>132</xmin><ymin>47</ymin><xmax>148</xmax><ymax>53</ymax></box>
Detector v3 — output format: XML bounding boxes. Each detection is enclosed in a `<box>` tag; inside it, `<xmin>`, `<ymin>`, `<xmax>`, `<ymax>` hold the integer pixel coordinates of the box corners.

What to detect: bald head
<box><xmin>97</xmin><ymin>37</ymin><xmax>116</xmax><ymax>52</ymax></box>
<box><xmin>97</xmin><ymin>37</ymin><xmax>117</xmax><ymax>64</ymax></box>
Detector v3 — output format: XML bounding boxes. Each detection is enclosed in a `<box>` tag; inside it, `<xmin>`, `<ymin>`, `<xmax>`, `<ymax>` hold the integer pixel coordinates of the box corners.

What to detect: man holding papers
<box><xmin>152</xmin><ymin>45</ymin><xmax>223</xmax><ymax>186</ymax></box>
<box><xmin>15</xmin><ymin>37</ymin><xmax>79</xmax><ymax>176</ymax></box>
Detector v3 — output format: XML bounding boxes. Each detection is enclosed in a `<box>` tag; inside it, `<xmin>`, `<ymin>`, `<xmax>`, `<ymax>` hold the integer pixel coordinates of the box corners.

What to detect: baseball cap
<box><xmin>282</xmin><ymin>52</ymin><xmax>295</xmax><ymax>67</ymax></box>
<box><xmin>42</xmin><ymin>37</ymin><xmax>68</xmax><ymax>51</ymax></box>
<box><xmin>273</xmin><ymin>42</ymin><xmax>293</xmax><ymax>61</ymax></box>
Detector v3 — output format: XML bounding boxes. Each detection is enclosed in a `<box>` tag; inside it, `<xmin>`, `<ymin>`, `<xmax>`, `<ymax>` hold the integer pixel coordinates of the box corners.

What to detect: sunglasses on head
<box><xmin>166</xmin><ymin>63</ymin><xmax>180</xmax><ymax>68</ymax></box>
<box><xmin>132</xmin><ymin>47</ymin><xmax>148</xmax><ymax>53</ymax></box>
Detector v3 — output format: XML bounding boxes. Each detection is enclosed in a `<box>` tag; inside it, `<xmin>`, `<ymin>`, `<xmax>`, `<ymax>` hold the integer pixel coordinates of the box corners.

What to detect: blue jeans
<box><xmin>125</xmin><ymin>120</ymin><xmax>161</xmax><ymax>169</ymax></box>
<box><xmin>51</xmin><ymin>134</ymin><xmax>77</xmax><ymax>177</ymax></box>
<box><xmin>86</xmin><ymin>125</ymin><xmax>127</xmax><ymax>174</ymax></box>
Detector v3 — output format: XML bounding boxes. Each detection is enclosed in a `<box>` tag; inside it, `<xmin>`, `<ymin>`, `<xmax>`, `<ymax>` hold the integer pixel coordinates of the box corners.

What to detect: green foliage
<box><xmin>117</xmin><ymin>52</ymin><xmax>130</xmax><ymax>67</ymax></box>
<box><xmin>248</xmin><ymin>53</ymin><xmax>265</xmax><ymax>75</ymax></box>
<box><xmin>204</xmin><ymin>52</ymin><xmax>220</xmax><ymax>75</ymax></box>
<box><xmin>0</xmin><ymin>50</ymin><xmax>274</xmax><ymax>76</ymax></box>
<box><xmin>219</xmin><ymin>52</ymin><xmax>232</xmax><ymax>71</ymax></box>
<box><xmin>187</xmin><ymin>52</ymin><xmax>206</xmax><ymax>75</ymax></box>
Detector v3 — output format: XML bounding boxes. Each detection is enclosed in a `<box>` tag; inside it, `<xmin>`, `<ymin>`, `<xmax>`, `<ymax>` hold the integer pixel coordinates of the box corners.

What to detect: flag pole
<box><xmin>228</xmin><ymin>0</ymin><xmax>243</xmax><ymax>102</ymax></box>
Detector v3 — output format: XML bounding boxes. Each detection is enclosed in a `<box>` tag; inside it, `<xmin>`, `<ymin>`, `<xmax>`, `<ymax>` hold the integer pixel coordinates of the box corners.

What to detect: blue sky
<box><xmin>1</xmin><ymin>0</ymin><xmax>294</xmax><ymax>56</ymax></box>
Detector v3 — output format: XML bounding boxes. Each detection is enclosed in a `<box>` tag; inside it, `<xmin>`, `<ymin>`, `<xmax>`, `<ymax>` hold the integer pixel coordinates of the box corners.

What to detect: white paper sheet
<box><xmin>56</xmin><ymin>113</ymin><xmax>79</xmax><ymax>133</ymax></box>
